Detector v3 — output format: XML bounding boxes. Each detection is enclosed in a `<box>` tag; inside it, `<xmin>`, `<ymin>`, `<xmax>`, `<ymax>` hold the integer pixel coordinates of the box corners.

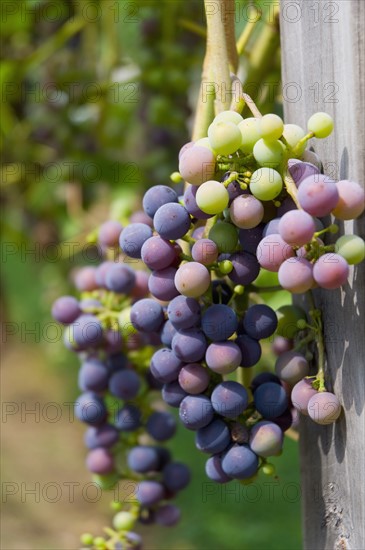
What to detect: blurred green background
<box><xmin>1</xmin><ymin>1</ymin><xmax>300</xmax><ymax>548</ymax></box>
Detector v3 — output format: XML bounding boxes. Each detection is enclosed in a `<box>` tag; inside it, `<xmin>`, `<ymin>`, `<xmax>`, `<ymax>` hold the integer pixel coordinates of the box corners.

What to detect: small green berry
<box><xmin>218</xmin><ymin>260</ymin><xmax>233</xmax><ymax>274</ymax></box>
<box><xmin>93</xmin><ymin>536</ymin><xmax>106</xmax><ymax>549</ymax></box>
<box><xmin>80</xmin><ymin>533</ymin><xmax>94</xmax><ymax>546</ymax></box>
<box><xmin>296</xmin><ymin>319</ymin><xmax>307</xmax><ymax>329</ymax></box>
<box><xmin>234</xmin><ymin>285</ymin><xmax>244</xmax><ymax>295</ymax></box>
<box><xmin>170</xmin><ymin>171</ymin><xmax>183</xmax><ymax>184</ymax></box>
<box><xmin>110</xmin><ymin>501</ymin><xmax>123</xmax><ymax>512</ymax></box>
<box><xmin>112</xmin><ymin>511</ymin><xmax>135</xmax><ymax>532</ymax></box>
<box><xmin>262</xmin><ymin>463</ymin><xmax>276</xmax><ymax>476</ymax></box>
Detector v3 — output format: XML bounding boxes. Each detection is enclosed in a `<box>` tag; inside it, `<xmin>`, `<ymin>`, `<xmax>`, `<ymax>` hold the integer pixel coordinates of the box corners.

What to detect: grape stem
<box><xmin>307</xmin><ymin>290</ymin><xmax>326</xmax><ymax>391</ymax></box>
<box><xmin>283</xmin><ymin>171</ymin><xmax>301</xmax><ymax>209</ymax></box>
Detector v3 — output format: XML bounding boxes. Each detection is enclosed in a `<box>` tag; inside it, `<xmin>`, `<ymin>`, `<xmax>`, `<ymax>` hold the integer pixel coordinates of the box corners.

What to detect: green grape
<box><xmin>250</xmin><ymin>168</ymin><xmax>283</xmax><ymax>200</ymax></box>
<box><xmin>195</xmin><ymin>137</ymin><xmax>215</xmax><ymax>152</ymax></box>
<box><xmin>218</xmin><ymin>260</ymin><xmax>233</xmax><ymax>274</ymax></box>
<box><xmin>283</xmin><ymin>124</ymin><xmax>306</xmax><ymax>155</ymax></box>
<box><xmin>307</xmin><ymin>112</ymin><xmax>334</xmax><ymax>138</ymax></box>
<box><xmin>113</xmin><ymin>511</ymin><xmax>135</xmax><ymax>531</ymax></box>
<box><xmin>196</xmin><ymin>180</ymin><xmax>229</xmax><ymax>214</ymax></box>
<box><xmin>238</xmin><ymin>118</ymin><xmax>261</xmax><ymax>153</ymax></box>
<box><xmin>335</xmin><ymin>235</ymin><xmax>365</xmax><ymax>265</ymax></box>
<box><xmin>208</xmin><ymin>121</ymin><xmax>242</xmax><ymax>155</ymax></box>
<box><xmin>92</xmin><ymin>473</ymin><xmax>119</xmax><ymax>490</ymax></box>
<box><xmin>213</xmin><ymin>110</ymin><xmax>244</xmax><ymax>125</ymax></box>
<box><xmin>276</xmin><ymin>304</ymin><xmax>306</xmax><ymax>339</ymax></box>
<box><xmin>260</xmin><ymin>113</ymin><xmax>284</xmax><ymax>141</ymax></box>
<box><xmin>118</xmin><ymin>307</ymin><xmax>137</xmax><ymax>338</ymax></box>
<box><xmin>253</xmin><ymin>139</ymin><xmax>284</xmax><ymax>167</ymax></box>
<box><xmin>253</xmin><ymin>269</ymin><xmax>279</xmax><ymax>287</ymax></box>
<box><xmin>94</xmin><ymin>537</ymin><xmax>106</xmax><ymax>549</ymax></box>
<box><xmin>80</xmin><ymin>533</ymin><xmax>94</xmax><ymax>546</ymax></box>
<box><xmin>262</xmin><ymin>463</ymin><xmax>276</xmax><ymax>475</ymax></box>
<box><xmin>209</xmin><ymin>221</ymin><xmax>238</xmax><ymax>253</ymax></box>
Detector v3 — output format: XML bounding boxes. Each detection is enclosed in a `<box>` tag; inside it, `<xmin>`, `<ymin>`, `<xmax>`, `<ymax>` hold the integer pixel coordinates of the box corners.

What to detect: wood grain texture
<box><xmin>280</xmin><ymin>1</ymin><xmax>365</xmax><ymax>549</ymax></box>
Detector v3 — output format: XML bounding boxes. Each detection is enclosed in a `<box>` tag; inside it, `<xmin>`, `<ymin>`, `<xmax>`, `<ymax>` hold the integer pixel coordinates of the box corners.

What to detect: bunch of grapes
<box><xmin>53</xmin><ymin>108</ymin><xmax>364</xmax><ymax>549</ymax></box>
<box><xmin>52</xmin><ymin>220</ymin><xmax>190</xmax><ymax>550</ymax></box>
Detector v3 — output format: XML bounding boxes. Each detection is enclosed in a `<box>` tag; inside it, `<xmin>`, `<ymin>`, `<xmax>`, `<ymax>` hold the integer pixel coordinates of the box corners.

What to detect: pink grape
<box><xmin>313</xmin><ymin>253</ymin><xmax>349</xmax><ymax>289</ymax></box>
<box><xmin>278</xmin><ymin>258</ymin><xmax>314</xmax><ymax>293</ymax></box>
<box><xmin>291</xmin><ymin>379</ymin><xmax>318</xmax><ymax>415</ymax></box>
<box><xmin>229</xmin><ymin>194</ymin><xmax>264</xmax><ymax>229</ymax></box>
<box><xmin>275</xmin><ymin>350</ymin><xmax>309</xmax><ymax>385</ymax></box>
<box><xmin>287</xmin><ymin>159</ymin><xmax>320</xmax><ymax>186</ymax></box>
<box><xmin>191</xmin><ymin>239</ymin><xmax>219</xmax><ymax>265</ymax></box>
<box><xmin>178</xmin><ymin>364</ymin><xmax>210</xmax><ymax>395</ymax></box>
<box><xmin>205</xmin><ymin>341</ymin><xmax>242</xmax><ymax>374</ymax></box>
<box><xmin>249</xmin><ymin>421</ymin><xmax>283</xmax><ymax>457</ymax></box>
<box><xmin>271</xmin><ymin>336</ymin><xmax>293</xmax><ymax>356</ymax></box>
<box><xmin>307</xmin><ymin>391</ymin><xmax>341</xmax><ymax>425</ymax></box>
<box><xmin>257</xmin><ymin>234</ymin><xmax>295</xmax><ymax>272</ymax></box>
<box><xmin>297</xmin><ymin>174</ymin><xmax>339</xmax><ymax>216</ymax></box>
<box><xmin>279</xmin><ymin>210</ymin><xmax>316</xmax><ymax>247</ymax></box>
<box><xmin>331</xmin><ymin>180</ymin><xmax>365</xmax><ymax>220</ymax></box>
<box><xmin>174</xmin><ymin>262</ymin><xmax>211</xmax><ymax>298</ymax></box>
<box><xmin>179</xmin><ymin>145</ymin><xmax>216</xmax><ymax>185</ymax></box>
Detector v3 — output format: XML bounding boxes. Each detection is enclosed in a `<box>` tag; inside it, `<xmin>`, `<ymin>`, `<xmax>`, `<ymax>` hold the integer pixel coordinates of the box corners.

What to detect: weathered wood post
<box><xmin>280</xmin><ymin>1</ymin><xmax>365</xmax><ymax>548</ymax></box>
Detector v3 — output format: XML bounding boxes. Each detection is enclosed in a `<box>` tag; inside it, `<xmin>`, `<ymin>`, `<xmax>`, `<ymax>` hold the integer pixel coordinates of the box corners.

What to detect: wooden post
<box><xmin>280</xmin><ymin>2</ymin><xmax>365</xmax><ymax>549</ymax></box>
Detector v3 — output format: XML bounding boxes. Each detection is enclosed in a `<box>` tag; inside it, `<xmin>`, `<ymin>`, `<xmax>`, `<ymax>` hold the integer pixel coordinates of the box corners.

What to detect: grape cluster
<box><xmin>53</xmin><ymin>108</ymin><xmax>364</xmax><ymax>548</ymax></box>
<box><xmin>52</xmin><ymin>221</ymin><xmax>190</xmax><ymax>549</ymax></box>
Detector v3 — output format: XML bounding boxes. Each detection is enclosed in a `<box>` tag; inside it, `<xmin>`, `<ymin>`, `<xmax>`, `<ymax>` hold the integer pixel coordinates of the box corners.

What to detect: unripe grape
<box><xmin>307</xmin><ymin>112</ymin><xmax>334</xmax><ymax>138</ymax></box>
<box><xmin>238</xmin><ymin>118</ymin><xmax>261</xmax><ymax>153</ymax></box>
<box><xmin>214</xmin><ymin>110</ymin><xmax>244</xmax><ymax>125</ymax></box>
<box><xmin>250</xmin><ymin>168</ymin><xmax>283</xmax><ymax>201</ymax></box>
<box><xmin>208</xmin><ymin>121</ymin><xmax>242</xmax><ymax>155</ymax></box>
<box><xmin>335</xmin><ymin>235</ymin><xmax>365</xmax><ymax>265</ymax></box>
<box><xmin>195</xmin><ymin>137</ymin><xmax>215</xmax><ymax>152</ymax></box>
<box><xmin>331</xmin><ymin>180</ymin><xmax>365</xmax><ymax>220</ymax></box>
<box><xmin>283</xmin><ymin>124</ymin><xmax>306</xmax><ymax>155</ymax></box>
<box><xmin>253</xmin><ymin>139</ymin><xmax>284</xmax><ymax>167</ymax></box>
<box><xmin>196</xmin><ymin>180</ymin><xmax>229</xmax><ymax>214</ymax></box>
<box><xmin>307</xmin><ymin>391</ymin><xmax>341</xmax><ymax>424</ymax></box>
<box><xmin>113</xmin><ymin>511</ymin><xmax>135</xmax><ymax>531</ymax></box>
<box><xmin>260</xmin><ymin>114</ymin><xmax>284</xmax><ymax>141</ymax></box>
<box><xmin>229</xmin><ymin>194</ymin><xmax>264</xmax><ymax>229</ymax></box>
<box><xmin>275</xmin><ymin>351</ymin><xmax>309</xmax><ymax>385</ymax></box>
<box><xmin>209</xmin><ymin>222</ymin><xmax>238</xmax><ymax>253</ymax></box>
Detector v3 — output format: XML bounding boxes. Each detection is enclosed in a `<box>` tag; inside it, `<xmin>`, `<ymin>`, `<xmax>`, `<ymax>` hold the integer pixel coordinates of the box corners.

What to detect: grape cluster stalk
<box><xmin>53</xmin><ymin>107</ymin><xmax>364</xmax><ymax>549</ymax></box>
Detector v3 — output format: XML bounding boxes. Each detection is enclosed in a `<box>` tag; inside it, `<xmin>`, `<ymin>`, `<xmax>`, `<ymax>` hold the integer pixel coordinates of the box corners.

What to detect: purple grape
<box><xmin>236</xmin><ymin>334</ymin><xmax>262</xmax><ymax>367</ymax></box>
<box><xmin>162</xmin><ymin>381</ymin><xmax>188</xmax><ymax>407</ymax></box>
<box><xmin>167</xmin><ymin>295</ymin><xmax>201</xmax><ymax>330</ymax></box>
<box><xmin>201</xmin><ymin>304</ymin><xmax>238</xmax><ymax>342</ymax></box>
<box><xmin>163</xmin><ymin>462</ymin><xmax>191</xmax><ymax>492</ymax></box>
<box><xmin>249</xmin><ymin>420</ymin><xmax>283</xmax><ymax>457</ymax></box>
<box><xmin>79</xmin><ymin>298</ymin><xmax>102</xmax><ymax>312</ymax></box>
<box><xmin>74</xmin><ymin>266</ymin><xmax>98</xmax><ymax>291</ymax></box>
<box><xmin>178</xmin><ymin>363</ymin><xmax>210</xmax><ymax>394</ymax></box>
<box><xmin>104</xmin><ymin>329</ymin><xmax>123</xmax><ymax>355</ymax></box>
<box><xmin>105</xmin><ymin>264</ymin><xmax>136</xmax><ymax>294</ymax></box>
<box><xmin>195</xmin><ymin>418</ymin><xmax>231</xmax><ymax>454</ymax></box>
<box><xmin>251</xmin><ymin>372</ymin><xmax>281</xmax><ymax>393</ymax></box>
<box><xmin>141</xmin><ymin>236</ymin><xmax>176</xmax><ymax>270</ymax></box>
<box><xmin>179</xmin><ymin>394</ymin><xmax>214</xmax><ymax>430</ymax></box>
<box><xmin>205</xmin><ymin>341</ymin><xmax>242</xmax><ymax>374</ymax></box>
<box><xmin>278</xmin><ymin>210</ymin><xmax>315</xmax><ymax>247</ymax></box>
<box><xmin>307</xmin><ymin>391</ymin><xmax>341</xmax><ymax>425</ymax></box>
<box><xmin>146</xmin><ymin>411</ymin><xmax>176</xmax><ymax>442</ymax></box>
<box><xmin>106</xmin><ymin>353</ymin><xmax>128</xmax><ymax>374</ymax></box>
<box><xmin>262</xmin><ymin>218</ymin><xmax>281</xmax><ymax>237</ymax></box>
<box><xmin>272</xmin><ymin>408</ymin><xmax>294</xmax><ymax>431</ymax></box>
<box><xmin>291</xmin><ymin>378</ymin><xmax>318</xmax><ymax>415</ymax></box>
<box><xmin>191</xmin><ymin>238</ymin><xmax>219</xmax><ymax>265</ymax></box>
<box><xmin>275</xmin><ymin>350</ymin><xmax>309</xmax><ymax>385</ymax></box>
<box><xmin>136</xmin><ymin>481</ymin><xmax>165</xmax><ymax>506</ymax></box>
<box><xmin>115</xmin><ymin>404</ymin><xmax>141</xmax><ymax>431</ymax></box>
<box><xmin>178</xmin><ymin>145</ymin><xmax>216</xmax><ymax>185</ymax></box>
<box><xmin>127</xmin><ymin>446</ymin><xmax>160</xmax><ymax>473</ymax></box>
<box><xmin>221</xmin><ymin>444</ymin><xmax>258</xmax><ymax>480</ymax></box>
<box><xmin>243</xmin><ymin>304</ymin><xmax>278</xmax><ymax>340</ymax></box>
<box><xmin>98</xmin><ymin>220</ymin><xmax>123</xmax><ymax>247</ymax></box>
<box><xmin>238</xmin><ymin>224</ymin><xmax>264</xmax><ymax>254</ymax></box>
<box><xmin>287</xmin><ymin>159</ymin><xmax>320</xmax><ymax>186</ymax></box>
<box><xmin>211</xmin><ymin>381</ymin><xmax>248</xmax><ymax>419</ymax></box>
<box><xmin>148</xmin><ymin>267</ymin><xmax>179</xmax><ymax>301</ymax></box>
<box><xmin>254</xmin><ymin>382</ymin><xmax>288</xmax><ymax>419</ymax></box>
<box><xmin>192</xmin><ymin>226</ymin><xmax>205</xmax><ymax>240</ymax></box>
<box><xmin>119</xmin><ymin>223</ymin><xmax>153</xmax><ymax>259</ymax></box>
<box><xmin>297</xmin><ymin>174</ymin><xmax>339</xmax><ymax>216</ymax></box>
<box><xmin>228</xmin><ymin>252</ymin><xmax>260</xmax><ymax>285</ymax></box>
<box><xmin>271</xmin><ymin>336</ymin><xmax>293</xmax><ymax>356</ymax></box>
<box><xmin>153</xmin><ymin>203</ymin><xmax>191</xmax><ymax>240</ymax></box>
<box><xmin>150</xmin><ymin>348</ymin><xmax>183</xmax><ymax>383</ymax></box>
<box><xmin>278</xmin><ymin>257</ymin><xmax>314</xmax><ymax>293</ymax></box>
<box><xmin>86</xmin><ymin>448</ymin><xmax>114</xmax><ymax>474</ymax></box>
<box><xmin>160</xmin><ymin>320</ymin><xmax>177</xmax><ymax>347</ymax></box>
<box><xmin>230</xmin><ymin>194</ymin><xmax>264</xmax><ymax>229</ymax></box>
<box><xmin>142</xmin><ymin>185</ymin><xmax>179</xmax><ymax>218</ymax></box>
<box><xmin>130</xmin><ymin>299</ymin><xmax>164</xmax><ymax>333</ymax></box>
<box><xmin>84</xmin><ymin>424</ymin><xmax>119</xmax><ymax>449</ymax></box>
<box><xmin>155</xmin><ymin>504</ymin><xmax>181</xmax><ymax>527</ymax></box>
<box><xmin>72</xmin><ymin>314</ymin><xmax>104</xmax><ymax>349</ymax></box>
<box><xmin>78</xmin><ymin>358</ymin><xmax>109</xmax><ymax>392</ymax></box>
<box><xmin>277</xmin><ymin>196</ymin><xmax>296</xmax><ymax>216</ymax></box>
<box><xmin>130</xmin><ymin>210</ymin><xmax>153</xmax><ymax>227</ymax></box>
<box><xmin>95</xmin><ymin>261</ymin><xmax>114</xmax><ymax>287</ymax></box>
<box><xmin>313</xmin><ymin>253</ymin><xmax>349</xmax><ymax>289</ymax></box>
<box><xmin>109</xmin><ymin>369</ymin><xmax>141</xmax><ymax>400</ymax></box>
<box><xmin>75</xmin><ymin>392</ymin><xmax>107</xmax><ymax>425</ymax></box>
<box><xmin>205</xmin><ymin>454</ymin><xmax>232</xmax><ymax>483</ymax></box>
<box><xmin>257</xmin><ymin>234</ymin><xmax>295</xmax><ymax>272</ymax></box>
<box><xmin>172</xmin><ymin>329</ymin><xmax>207</xmax><ymax>363</ymax></box>
<box><xmin>52</xmin><ymin>296</ymin><xmax>80</xmax><ymax>324</ymax></box>
<box><xmin>174</xmin><ymin>262</ymin><xmax>211</xmax><ymax>298</ymax></box>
